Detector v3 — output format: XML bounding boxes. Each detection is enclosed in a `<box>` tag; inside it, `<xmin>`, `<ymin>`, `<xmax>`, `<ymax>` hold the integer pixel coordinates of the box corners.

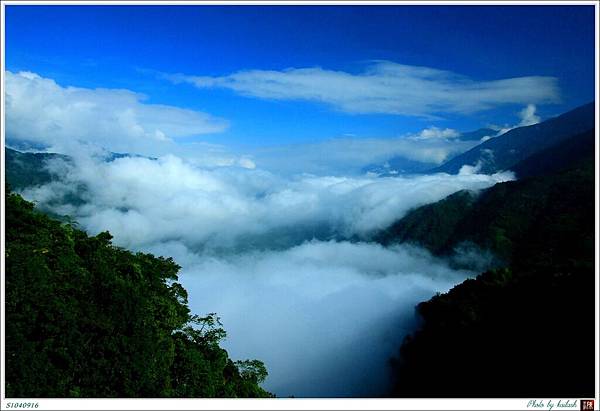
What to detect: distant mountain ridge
<box><xmin>5</xmin><ymin>148</ymin><xmax>70</xmax><ymax>191</ymax></box>
<box><xmin>430</xmin><ymin>102</ymin><xmax>595</xmax><ymax>174</ymax></box>
<box><xmin>456</xmin><ymin>128</ymin><xmax>497</xmax><ymax>141</ymax></box>
<box><xmin>362</xmin><ymin>157</ymin><xmax>437</xmax><ymax>176</ymax></box>
<box><xmin>5</xmin><ymin>147</ymin><xmax>156</xmax><ymax>191</ymax></box>
<box><xmin>362</xmin><ymin>127</ymin><xmax>497</xmax><ymax>176</ymax></box>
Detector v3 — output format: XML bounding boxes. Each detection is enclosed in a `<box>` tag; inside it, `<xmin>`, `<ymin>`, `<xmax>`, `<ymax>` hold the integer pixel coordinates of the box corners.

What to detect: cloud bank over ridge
<box><xmin>22</xmin><ymin>154</ymin><xmax>514</xmax><ymax>251</ymax></box>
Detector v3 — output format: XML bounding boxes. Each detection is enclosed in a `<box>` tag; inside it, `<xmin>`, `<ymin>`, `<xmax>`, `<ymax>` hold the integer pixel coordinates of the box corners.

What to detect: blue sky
<box><xmin>4</xmin><ymin>5</ymin><xmax>596</xmax><ymax>155</ymax></box>
<box><xmin>4</xmin><ymin>5</ymin><xmax>596</xmax><ymax>395</ymax></box>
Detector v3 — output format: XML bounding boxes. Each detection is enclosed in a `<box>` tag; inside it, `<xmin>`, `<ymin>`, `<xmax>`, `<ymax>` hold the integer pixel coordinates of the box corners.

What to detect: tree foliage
<box><xmin>5</xmin><ymin>188</ymin><xmax>272</xmax><ymax>398</ymax></box>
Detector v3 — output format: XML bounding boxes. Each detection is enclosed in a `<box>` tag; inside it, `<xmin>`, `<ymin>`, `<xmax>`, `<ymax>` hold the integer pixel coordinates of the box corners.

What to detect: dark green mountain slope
<box><xmin>388</xmin><ymin>158</ymin><xmax>595</xmax><ymax>397</ymax></box>
<box><xmin>5</xmin><ymin>188</ymin><xmax>271</xmax><ymax>398</ymax></box>
<box><xmin>6</xmin><ymin>147</ymin><xmax>69</xmax><ymax>191</ymax></box>
<box><xmin>377</xmin><ymin>127</ymin><xmax>596</xmax><ymax>263</ymax></box>
<box><xmin>431</xmin><ymin>102</ymin><xmax>595</xmax><ymax>174</ymax></box>
<box><xmin>377</xmin><ymin>176</ymin><xmax>560</xmax><ymax>264</ymax></box>
<box><xmin>375</xmin><ymin>190</ymin><xmax>479</xmax><ymax>255</ymax></box>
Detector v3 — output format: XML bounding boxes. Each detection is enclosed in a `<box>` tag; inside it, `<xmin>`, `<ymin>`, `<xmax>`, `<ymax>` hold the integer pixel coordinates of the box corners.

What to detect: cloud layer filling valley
<box><xmin>20</xmin><ymin>153</ymin><xmax>514</xmax><ymax>396</ymax></box>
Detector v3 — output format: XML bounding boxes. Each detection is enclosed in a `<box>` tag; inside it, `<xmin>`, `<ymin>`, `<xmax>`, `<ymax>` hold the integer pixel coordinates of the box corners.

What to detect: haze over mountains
<box><xmin>361</xmin><ymin>127</ymin><xmax>498</xmax><ymax>175</ymax></box>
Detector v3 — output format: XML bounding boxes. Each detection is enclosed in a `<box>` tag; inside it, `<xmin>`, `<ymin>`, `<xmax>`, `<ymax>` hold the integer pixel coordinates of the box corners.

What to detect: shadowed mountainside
<box><xmin>383</xmin><ymin>122</ymin><xmax>595</xmax><ymax>397</ymax></box>
<box><xmin>430</xmin><ymin>102</ymin><xmax>594</xmax><ymax>175</ymax></box>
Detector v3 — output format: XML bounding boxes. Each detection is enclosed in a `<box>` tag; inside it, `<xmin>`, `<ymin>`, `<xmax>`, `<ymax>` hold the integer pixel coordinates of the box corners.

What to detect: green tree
<box><xmin>5</xmin><ymin>188</ymin><xmax>271</xmax><ymax>398</ymax></box>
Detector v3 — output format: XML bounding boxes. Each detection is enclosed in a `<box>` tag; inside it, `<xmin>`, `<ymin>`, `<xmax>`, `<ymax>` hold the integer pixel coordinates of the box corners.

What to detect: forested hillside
<box><xmin>378</xmin><ymin>128</ymin><xmax>595</xmax><ymax>264</ymax></box>
<box><xmin>377</xmin><ymin>172</ymin><xmax>586</xmax><ymax>264</ymax></box>
<box><xmin>387</xmin><ymin>156</ymin><xmax>595</xmax><ymax>397</ymax></box>
<box><xmin>5</xmin><ymin>188</ymin><xmax>272</xmax><ymax>398</ymax></box>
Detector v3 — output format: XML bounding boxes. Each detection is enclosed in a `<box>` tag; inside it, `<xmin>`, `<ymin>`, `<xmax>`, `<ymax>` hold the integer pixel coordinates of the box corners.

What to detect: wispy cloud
<box><xmin>5</xmin><ymin>71</ymin><xmax>229</xmax><ymax>155</ymax></box>
<box><xmin>164</xmin><ymin>61</ymin><xmax>560</xmax><ymax>118</ymax></box>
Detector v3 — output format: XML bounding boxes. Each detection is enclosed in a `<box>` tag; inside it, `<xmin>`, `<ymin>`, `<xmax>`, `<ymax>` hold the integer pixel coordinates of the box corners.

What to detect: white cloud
<box><xmin>166</xmin><ymin>61</ymin><xmax>560</xmax><ymax>117</ymax></box>
<box><xmin>171</xmin><ymin>240</ymin><xmax>476</xmax><ymax>397</ymax></box>
<box><xmin>237</xmin><ymin>157</ymin><xmax>256</xmax><ymax>169</ymax></box>
<box><xmin>488</xmin><ymin>103</ymin><xmax>542</xmax><ymax>137</ymax></box>
<box><xmin>412</xmin><ymin>126</ymin><xmax>461</xmax><ymax>140</ymax></box>
<box><xmin>517</xmin><ymin>103</ymin><xmax>541</xmax><ymax>127</ymax></box>
<box><xmin>22</xmin><ymin>153</ymin><xmax>514</xmax><ymax>251</ymax></box>
<box><xmin>458</xmin><ymin>148</ymin><xmax>495</xmax><ymax>175</ymax></box>
<box><xmin>5</xmin><ymin>71</ymin><xmax>229</xmax><ymax>155</ymax></box>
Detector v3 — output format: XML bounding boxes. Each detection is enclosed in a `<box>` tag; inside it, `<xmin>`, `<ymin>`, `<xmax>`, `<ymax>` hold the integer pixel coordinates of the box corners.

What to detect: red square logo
<box><xmin>581</xmin><ymin>399</ymin><xmax>595</xmax><ymax>411</ymax></box>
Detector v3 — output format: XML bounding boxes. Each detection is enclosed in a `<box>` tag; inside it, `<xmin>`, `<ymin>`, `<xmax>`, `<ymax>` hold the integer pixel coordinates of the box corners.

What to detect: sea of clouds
<box><xmin>20</xmin><ymin>152</ymin><xmax>514</xmax><ymax>396</ymax></box>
